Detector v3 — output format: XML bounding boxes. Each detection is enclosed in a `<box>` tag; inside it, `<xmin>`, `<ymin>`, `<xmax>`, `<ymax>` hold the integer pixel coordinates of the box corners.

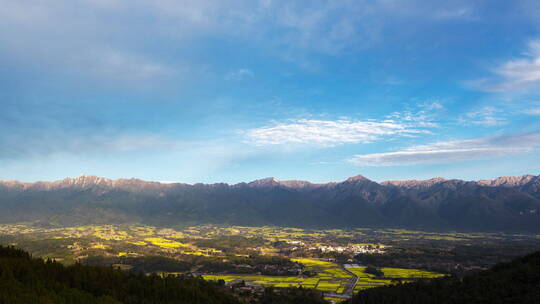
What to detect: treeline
<box><xmin>348</xmin><ymin>250</ymin><xmax>540</xmax><ymax>304</ymax></box>
<box><xmin>83</xmin><ymin>255</ymin><xmax>191</xmax><ymax>273</ymax></box>
<box><xmin>84</xmin><ymin>253</ymin><xmax>299</xmax><ymax>276</ymax></box>
<box><xmin>0</xmin><ymin>245</ymin><xmax>238</xmax><ymax>304</ymax></box>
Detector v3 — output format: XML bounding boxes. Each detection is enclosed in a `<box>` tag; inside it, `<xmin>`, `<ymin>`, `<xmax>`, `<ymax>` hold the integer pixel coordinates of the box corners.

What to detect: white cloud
<box><xmin>245</xmin><ymin>119</ymin><xmax>429</xmax><ymax>147</ymax></box>
<box><xmin>418</xmin><ymin>102</ymin><xmax>444</xmax><ymax>111</ymax></box>
<box><xmin>349</xmin><ymin>132</ymin><xmax>540</xmax><ymax>166</ymax></box>
<box><xmin>476</xmin><ymin>40</ymin><xmax>540</xmax><ymax>92</ymax></box>
<box><xmin>226</xmin><ymin>68</ymin><xmax>254</xmax><ymax>80</ymax></box>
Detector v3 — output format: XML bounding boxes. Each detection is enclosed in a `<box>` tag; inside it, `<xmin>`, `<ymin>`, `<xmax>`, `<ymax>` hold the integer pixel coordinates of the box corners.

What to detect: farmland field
<box><xmin>202</xmin><ymin>258</ymin><xmax>441</xmax><ymax>297</ymax></box>
<box><xmin>1</xmin><ymin>223</ymin><xmax>538</xmax><ymax>302</ymax></box>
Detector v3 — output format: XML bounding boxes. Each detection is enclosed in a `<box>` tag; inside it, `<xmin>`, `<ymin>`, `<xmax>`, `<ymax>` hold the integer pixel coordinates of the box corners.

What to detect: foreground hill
<box><xmin>0</xmin><ymin>246</ymin><xmax>239</xmax><ymax>304</ymax></box>
<box><xmin>0</xmin><ymin>174</ymin><xmax>539</xmax><ymax>231</ymax></box>
<box><xmin>348</xmin><ymin>250</ymin><xmax>540</xmax><ymax>304</ymax></box>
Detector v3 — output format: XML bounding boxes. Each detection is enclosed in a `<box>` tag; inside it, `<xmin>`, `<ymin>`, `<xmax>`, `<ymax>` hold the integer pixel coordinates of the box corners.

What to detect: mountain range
<box><xmin>1</xmin><ymin>174</ymin><xmax>540</xmax><ymax>232</ymax></box>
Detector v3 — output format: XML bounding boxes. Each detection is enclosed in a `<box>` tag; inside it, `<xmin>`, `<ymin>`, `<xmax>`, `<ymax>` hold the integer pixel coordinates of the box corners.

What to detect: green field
<box><xmin>204</xmin><ymin>258</ymin><xmax>352</xmax><ymax>294</ymax></box>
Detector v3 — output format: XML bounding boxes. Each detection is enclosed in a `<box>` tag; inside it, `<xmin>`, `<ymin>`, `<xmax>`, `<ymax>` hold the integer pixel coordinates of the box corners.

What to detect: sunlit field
<box><xmin>2</xmin><ymin>222</ymin><xmax>536</xmax><ymax>301</ymax></box>
<box><xmin>203</xmin><ymin>257</ymin><xmax>443</xmax><ymax>297</ymax></box>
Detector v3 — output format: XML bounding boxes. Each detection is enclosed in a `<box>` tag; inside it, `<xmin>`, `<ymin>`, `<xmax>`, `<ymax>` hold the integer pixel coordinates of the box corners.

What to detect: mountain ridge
<box><xmin>2</xmin><ymin>173</ymin><xmax>538</xmax><ymax>189</ymax></box>
<box><xmin>1</xmin><ymin>174</ymin><xmax>539</xmax><ymax>232</ymax></box>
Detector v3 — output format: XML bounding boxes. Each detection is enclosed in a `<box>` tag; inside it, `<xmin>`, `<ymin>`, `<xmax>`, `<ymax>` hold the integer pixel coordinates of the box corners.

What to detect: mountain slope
<box><xmin>0</xmin><ymin>174</ymin><xmax>539</xmax><ymax>232</ymax></box>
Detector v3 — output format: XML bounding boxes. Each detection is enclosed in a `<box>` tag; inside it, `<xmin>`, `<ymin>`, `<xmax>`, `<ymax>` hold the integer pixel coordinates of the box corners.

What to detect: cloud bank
<box><xmin>349</xmin><ymin>132</ymin><xmax>540</xmax><ymax>166</ymax></box>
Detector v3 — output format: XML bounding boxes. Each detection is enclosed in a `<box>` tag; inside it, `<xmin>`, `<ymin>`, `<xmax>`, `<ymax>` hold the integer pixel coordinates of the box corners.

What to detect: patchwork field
<box><xmin>3</xmin><ymin>223</ymin><xmax>528</xmax><ymax>303</ymax></box>
<box><xmin>203</xmin><ymin>258</ymin><xmax>446</xmax><ymax>300</ymax></box>
<box><xmin>204</xmin><ymin>258</ymin><xmax>353</xmax><ymax>294</ymax></box>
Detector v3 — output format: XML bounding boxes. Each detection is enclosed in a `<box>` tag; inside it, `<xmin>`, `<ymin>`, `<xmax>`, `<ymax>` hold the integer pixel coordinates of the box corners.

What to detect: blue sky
<box><xmin>2</xmin><ymin>0</ymin><xmax>540</xmax><ymax>184</ymax></box>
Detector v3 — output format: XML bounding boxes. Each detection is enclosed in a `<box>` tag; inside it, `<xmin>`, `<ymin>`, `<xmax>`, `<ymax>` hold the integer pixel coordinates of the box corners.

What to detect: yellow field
<box><xmin>292</xmin><ymin>258</ymin><xmax>335</xmax><ymax>267</ymax></box>
<box><xmin>144</xmin><ymin>237</ymin><xmax>189</xmax><ymax>248</ymax></box>
<box><xmin>292</xmin><ymin>258</ymin><xmax>351</xmax><ymax>279</ymax></box>
<box><xmin>180</xmin><ymin>251</ymin><xmax>211</xmax><ymax>257</ymax></box>
<box><xmin>347</xmin><ymin>266</ymin><xmax>443</xmax><ymax>291</ymax></box>
<box><xmin>293</xmin><ymin>258</ymin><xmax>352</xmax><ymax>294</ymax></box>
<box><xmin>324</xmin><ymin>296</ymin><xmax>345</xmax><ymax>303</ymax></box>
<box><xmin>129</xmin><ymin>241</ymin><xmax>147</xmax><ymax>246</ymax></box>
<box><xmin>346</xmin><ymin>267</ymin><xmax>376</xmax><ymax>278</ymax></box>
<box><xmin>203</xmin><ymin>274</ymin><xmax>319</xmax><ymax>288</ymax></box>
<box><xmin>315</xmin><ymin>281</ymin><xmax>340</xmax><ymax>292</ymax></box>
<box><xmin>354</xmin><ymin>277</ymin><xmax>392</xmax><ymax>291</ymax></box>
<box><xmin>380</xmin><ymin>267</ymin><xmax>445</xmax><ymax>279</ymax></box>
<box><xmin>91</xmin><ymin>243</ymin><xmax>108</xmax><ymax>249</ymax></box>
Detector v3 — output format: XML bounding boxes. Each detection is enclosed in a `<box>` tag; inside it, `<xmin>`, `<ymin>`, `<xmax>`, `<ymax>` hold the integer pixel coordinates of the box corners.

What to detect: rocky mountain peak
<box><xmin>55</xmin><ymin>175</ymin><xmax>113</xmax><ymax>188</ymax></box>
<box><xmin>248</xmin><ymin>177</ymin><xmax>281</xmax><ymax>187</ymax></box>
<box><xmin>477</xmin><ymin>175</ymin><xmax>537</xmax><ymax>187</ymax></box>
<box><xmin>345</xmin><ymin>175</ymin><xmax>371</xmax><ymax>183</ymax></box>
<box><xmin>381</xmin><ymin>177</ymin><xmax>447</xmax><ymax>188</ymax></box>
<box><xmin>279</xmin><ymin>180</ymin><xmax>317</xmax><ymax>188</ymax></box>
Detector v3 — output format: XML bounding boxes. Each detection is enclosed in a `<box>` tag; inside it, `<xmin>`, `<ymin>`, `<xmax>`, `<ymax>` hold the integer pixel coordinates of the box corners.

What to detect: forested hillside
<box><xmin>0</xmin><ymin>245</ymin><xmax>240</xmax><ymax>304</ymax></box>
<box><xmin>349</xmin><ymin>250</ymin><xmax>540</xmax><ymax>304</ymax></box>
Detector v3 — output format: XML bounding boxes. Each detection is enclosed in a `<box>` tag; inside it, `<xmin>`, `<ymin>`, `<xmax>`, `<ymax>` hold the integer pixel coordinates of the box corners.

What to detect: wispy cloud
<box><xmin>349</xmin><ymin>132</ymin><xmax>540</xmax><ymax>166</ymax></box>
<box><xmin>0</xmin><ymin>1</ymin><xmax>174</xmax><ymax>83</ymax></box>
<box><xmin>226</xmin><ymin>68</ymin><xmax>254</xmax><ymax>80</ymax></box>
<box><xmin>431</xmin><ymin>6</ymin><xmax>473</xmax><ymax>20</ymax></box>
<box><xmin>245</xmin><ymin>118</ymin><xmax>429</xmax><ymax>147</ymax></box>
<box><xmin>0</xmin><ymin>0</ymin><xmax>480</xmax><ymax>81</ymax></box>
<box><xmin>474</xmin><ymin>40</ymin><xmax>540</xmax><ymax>92</ymax></box>
<box><xmin>386</xmin><ymin>101</ymin><xmax>445</xmax><ymax>128</ymax></box>
<box><xmin>0</xmin><ymin>131</ymin><xmax>179</xmax><ymax>160</ymax></box>
<box><xmin>524</xmin><ymin>107</ymin><xmax>540</xmax><ymax>115</ymax></box>
<box><xmin>458</xmin><ymin>106</ymin><xmax>507</xmax><ymax>126</ymax></box>
<box><xmin>73</xmin><ymin>48</ymin><xmax>170</xmax><ymax>81</ymax></box>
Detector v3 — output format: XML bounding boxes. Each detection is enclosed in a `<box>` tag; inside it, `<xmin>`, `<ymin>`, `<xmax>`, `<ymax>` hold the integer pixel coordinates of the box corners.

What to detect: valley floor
<box><xmin>1</xmin><ymin>223</ymin><xmax>539</xmax><ymax>302</ymax></box>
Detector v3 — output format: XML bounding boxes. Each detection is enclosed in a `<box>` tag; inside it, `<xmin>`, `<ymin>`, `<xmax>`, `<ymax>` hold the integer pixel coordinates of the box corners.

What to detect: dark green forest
<box><xmin>0</xmin><ymin>246</ymin><xmax>240</xmax><ymax>304</ymax></box>
<box><xmin>349</xmin><ymin>250</ymin><xmax>540</xmax><ymax>304</ymax></box>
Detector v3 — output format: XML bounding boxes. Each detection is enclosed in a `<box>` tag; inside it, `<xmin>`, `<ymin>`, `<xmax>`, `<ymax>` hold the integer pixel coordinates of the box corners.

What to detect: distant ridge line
<box><xmin>1</xmin><ymin>173</ymin><xmax>538</xmax><ymax>189</ymax></box>
<box><xmin>0</xmin><ymin>174</ymin><xmax>539</xmax><ymax>232</ymax></box>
